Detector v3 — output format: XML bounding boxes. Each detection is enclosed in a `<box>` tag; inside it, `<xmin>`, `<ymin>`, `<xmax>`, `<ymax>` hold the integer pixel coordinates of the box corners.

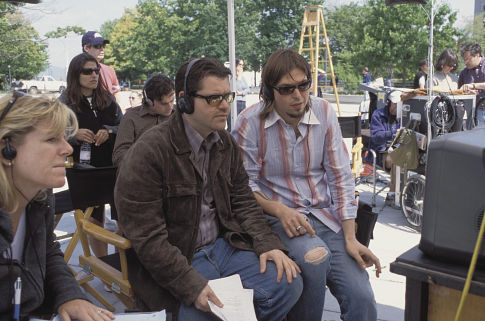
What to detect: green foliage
<box><xmin>0</xmin><ymin>2</ymin><xmax>48</xmax><ymax>85</ymax></box>
<box><xmin>101</xmin><ymin>0</ymin><xmax>322</xmax><ymax>80</ymax></box>
<box><xmin>459</xmin><ymin>14</ymin><xmax>485</xmax><ymax>48</ymax></box>
<box><xmin>97</xmin><ymin>0</ymin><xmax>462</xmax><ymax>88</ymax></box>
<box><xmin>44</xmin><ymin>26</ymin><xmax>85</xmax><ymax>39</ymax></box>
<box><xmin>325</xmin><ymin>0</ymin><xmax>461</xmax><ymax>85</ymax></box>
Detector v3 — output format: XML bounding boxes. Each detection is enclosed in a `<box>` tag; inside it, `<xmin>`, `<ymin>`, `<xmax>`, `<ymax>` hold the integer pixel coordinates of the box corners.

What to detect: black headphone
<box><xmin>0</xmin><ymin>91</ymin><xmax>25</xmax><ymax>161</ymax></box>
<box><xmin>177</xmin><ymin>58</ymin><xmax>201</xmax><ymax>114</ymax></box>
<box><xmin>143</xmin><ymin>88</ymin><xmax>153</xmax><ymax>107</ymax></box>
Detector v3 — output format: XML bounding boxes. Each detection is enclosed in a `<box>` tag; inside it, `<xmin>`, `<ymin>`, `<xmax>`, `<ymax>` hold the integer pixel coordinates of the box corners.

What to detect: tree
<box><xmin>0</xmin><ymin>3</ymin><xmax>48</xmax><ymax>87</ymax></box>
<box><xmin>101</xmin><ymin>0</ymin><xmax>323</xmax><ymax>80</ymax></box>
<box><xmin>324</xmin><ymin>0</ymin><xmax>461</xmax><ymax>87</ymax></box>
<box><xmin>250</xmin><ymin>0</ymin><xmax>320</xmax><ymax>68</ymax></box>
<box><xmin>458</xmin><ymin>13</ymin><xmax>485</xmax><ymax>48</ymax></box>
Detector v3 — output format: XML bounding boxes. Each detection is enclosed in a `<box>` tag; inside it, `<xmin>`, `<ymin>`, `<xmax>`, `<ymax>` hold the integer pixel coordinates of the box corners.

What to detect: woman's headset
<box><xmin>0</xmin><ymin>91</ymin><xmax>25</xmax><ymax>162</ymax></box>
<box><xmin>177</xmin><ymin>58</ymin><xmax>201</xmax><ymax>114</ymax></box>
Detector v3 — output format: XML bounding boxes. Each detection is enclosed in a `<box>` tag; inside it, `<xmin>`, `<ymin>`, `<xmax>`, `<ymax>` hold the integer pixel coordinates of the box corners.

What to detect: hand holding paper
<box><xmin>207</xmin><ymin>274</ymin><xmax>257</xmax><ymax>321</ymax></box>
<box><xmin>195</xmin><ymin>284</ymin><xmax>223</xmax><ymax>312</ymax></box>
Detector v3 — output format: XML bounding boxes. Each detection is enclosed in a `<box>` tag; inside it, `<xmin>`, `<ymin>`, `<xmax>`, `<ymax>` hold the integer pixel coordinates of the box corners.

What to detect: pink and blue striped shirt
<box><xmin>233</xmin><ymin>96</ymin><xmax>357</xmax><ymax>233</ymax></box>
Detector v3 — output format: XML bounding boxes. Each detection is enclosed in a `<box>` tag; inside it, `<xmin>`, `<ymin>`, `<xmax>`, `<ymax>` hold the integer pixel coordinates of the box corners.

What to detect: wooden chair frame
<box><xmin>64</xmin><ymin>166</ymin><xmax>134</xmax><ymax>311</ymax></box>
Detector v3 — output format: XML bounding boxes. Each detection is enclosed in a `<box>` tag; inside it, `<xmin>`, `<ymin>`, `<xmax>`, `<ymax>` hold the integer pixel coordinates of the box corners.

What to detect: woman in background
<box><xmin>227</xmin><ymin>57</ymin><xmax>250</xmax><ymax>132</ymax></box>
<box><xmin>433</xmin><ymin>49</ymin><xmax>459</xmax><ymax>91</ymax></box>
<box><xmin>59</xmin><ymin>52</ymin><xmax>122</xmax><ymax>257</ymax></box>
<box><xmin>0</xmin><ymin>92</ymin><xmax>114</xmax><ymax>320</ymax></box>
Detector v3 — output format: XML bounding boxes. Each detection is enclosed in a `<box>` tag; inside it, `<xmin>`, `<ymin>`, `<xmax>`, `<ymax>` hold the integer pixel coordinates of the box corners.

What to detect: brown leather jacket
<box><xmin>115</xmin><ymin>110</ymin><xmax>285</xmax><ymax>312</ymax></box>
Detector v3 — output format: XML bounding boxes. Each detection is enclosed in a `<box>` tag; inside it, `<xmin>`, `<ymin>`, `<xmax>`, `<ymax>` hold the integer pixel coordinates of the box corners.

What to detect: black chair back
<box><xmin>54</xmin><ymin>190</ymin><xmax>73</xmax><ymax>214</ymax></box>
<box><xmin>338</xmin><ymin>115</ymin><xmax>361</xmax><ymax>138</ymax></box>
<box><xmin>66</xmin><ymin>166</ymin><xmax>117</xmax><ymax>210</ymax></box>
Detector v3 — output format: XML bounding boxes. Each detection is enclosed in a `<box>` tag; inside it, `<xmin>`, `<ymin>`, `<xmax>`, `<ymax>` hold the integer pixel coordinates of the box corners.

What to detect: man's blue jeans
<box><xmin>267</xmin><ymin>214</ymin><xmax>377</xmax><ymax>321</ymax></box>
<box><xmin>177</xmin><ymin>238</ymin><xmax>303</xmax><ymax>321</ymax></box>
<box><xmin>477</xmin><ymin>107</ymin><xmax>485</xmax><ymax>127</ymax></box>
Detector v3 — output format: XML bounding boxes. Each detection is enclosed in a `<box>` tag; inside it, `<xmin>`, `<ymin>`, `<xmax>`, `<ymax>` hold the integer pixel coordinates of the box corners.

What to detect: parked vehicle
<box><xmin>18</xmin><ymin>75</ymin><xmax>67</xmax><ymax>94</ymax></box>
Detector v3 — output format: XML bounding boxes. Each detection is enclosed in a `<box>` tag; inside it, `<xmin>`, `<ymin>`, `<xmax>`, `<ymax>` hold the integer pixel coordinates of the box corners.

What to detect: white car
<box><xmin>19</xmin><ymin>75</ymin><xmax>67</xmax><ymax>94</ymax></box>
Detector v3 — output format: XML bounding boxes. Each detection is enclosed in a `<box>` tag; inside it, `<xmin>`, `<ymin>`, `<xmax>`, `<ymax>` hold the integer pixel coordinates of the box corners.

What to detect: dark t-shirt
<box><xmin>413</xmin><ymin>70</ymin><xmax>427</xmax><ymax>89</ymax></box>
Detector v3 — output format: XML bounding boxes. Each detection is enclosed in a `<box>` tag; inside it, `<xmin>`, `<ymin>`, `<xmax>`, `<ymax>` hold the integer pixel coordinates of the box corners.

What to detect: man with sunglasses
<box><xmin>115</xmin><ymin>57</ymin><xmax>303</xmax><ymax>320</ymax></box>
<box><xmin>82</xmin><ymin>31</ymin><xmax>121</xmax><ymax>102</ymax></box>
<box><xmin>233</xmin><ymin>49</ymin><xmax>381</xmax><ymax>321</ymax></box>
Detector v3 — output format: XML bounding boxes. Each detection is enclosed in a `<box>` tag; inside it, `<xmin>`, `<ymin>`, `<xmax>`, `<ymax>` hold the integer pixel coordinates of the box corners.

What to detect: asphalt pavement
<box><xmin>53</xmin><ymin>93</ymin><xmax>418</xmax><ymax>320</ymax></box>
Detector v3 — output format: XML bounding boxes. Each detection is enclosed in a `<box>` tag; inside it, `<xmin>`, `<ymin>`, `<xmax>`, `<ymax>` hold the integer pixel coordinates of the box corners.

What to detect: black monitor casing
<box><xmin>420</xmin><ymin>128</ymin><xmax>485</xmax><ymax>266</ymax></box>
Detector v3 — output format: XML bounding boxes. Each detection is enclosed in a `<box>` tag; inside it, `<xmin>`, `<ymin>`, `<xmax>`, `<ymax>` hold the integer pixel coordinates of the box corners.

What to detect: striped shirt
<box><xmin>233</xmin><ymin>96</ymin><xmax>357</xmax><ymax>233</ymax></box>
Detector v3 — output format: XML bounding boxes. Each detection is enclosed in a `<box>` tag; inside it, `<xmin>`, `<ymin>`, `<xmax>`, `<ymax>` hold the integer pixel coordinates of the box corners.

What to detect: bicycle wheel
<box><xmin>400</xmin><ymin>174</ymin><xmax>426</xmax><ymax>230</ymax></box>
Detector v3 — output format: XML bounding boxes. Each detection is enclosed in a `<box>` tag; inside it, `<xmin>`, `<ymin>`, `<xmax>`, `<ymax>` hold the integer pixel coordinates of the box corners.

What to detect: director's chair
<box><xmin>66</xmin><ymin>166</ymin><xmax>135</xmax><ymax>311</ymax></box>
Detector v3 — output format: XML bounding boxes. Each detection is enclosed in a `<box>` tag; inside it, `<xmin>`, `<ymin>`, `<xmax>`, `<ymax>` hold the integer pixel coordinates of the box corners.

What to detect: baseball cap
<box><xmin>388</xmin><ymin>90</ymin><xmax>402</xmax><ymax>103</ymax></box>
<box><xmin>82</xmin><ymin>31</ymin><xmax>110</xmax><ymax>47</ymax></box>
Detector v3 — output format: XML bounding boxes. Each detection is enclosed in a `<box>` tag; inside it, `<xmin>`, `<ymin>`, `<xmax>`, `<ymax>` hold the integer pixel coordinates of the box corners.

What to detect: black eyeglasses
<box><xmin>93</xmin><ymin>44</ymin><xmax>105</xmax><ymax>49</ymax></box>
<box><xmin>191</xmin><ymin>92</ymin><xmax>235</xmax><ymax>106</ymax></box>
<box><xmin>81</xmin><ymin>68</ymin><xmax>100</xmax><ymax>75</ymax></box>
<box><xmin>272</xmin><ymin>80</ymin><xmax>312</xmax><ymax>95</ymax></box>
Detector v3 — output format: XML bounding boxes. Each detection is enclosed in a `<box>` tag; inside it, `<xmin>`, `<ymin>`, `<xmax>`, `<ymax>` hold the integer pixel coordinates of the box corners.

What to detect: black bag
<box><xmin>355</xmin><ymin>202</ymin><xmax>378</xmax><ymax>247</ymax></box>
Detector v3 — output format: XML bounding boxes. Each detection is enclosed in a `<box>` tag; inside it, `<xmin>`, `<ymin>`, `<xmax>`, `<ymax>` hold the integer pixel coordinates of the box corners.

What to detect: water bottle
<box><xmin>79</xmin><ymin>142</ymin><xmax>92</xmax><ymax>165</ymax></box>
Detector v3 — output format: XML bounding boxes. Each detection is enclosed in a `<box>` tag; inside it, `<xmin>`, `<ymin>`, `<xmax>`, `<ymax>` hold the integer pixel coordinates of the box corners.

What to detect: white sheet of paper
<box><xmin>207</xmin><ymin>274</ymin><xmax>257</xmax><ymax>321</ymax></box>
<box><xmin>29</xmin><ymin>310</ymin><xmax>166</xmax><ymax>321</ymax></box>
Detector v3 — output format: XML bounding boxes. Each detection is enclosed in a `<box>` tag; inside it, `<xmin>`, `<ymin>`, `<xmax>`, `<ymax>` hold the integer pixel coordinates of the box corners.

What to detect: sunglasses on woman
<box><xmin>81</xmin><ymin>68</ymin><xmax>100</xmax><ymax>75</ymax></box>
<box><xmin>272</xmin><ymin>80</ymin><xmax>312</xmax><ymax>95</ymax></box>
<box><xmin>191</xmin><ymin>92</ymin><xmax>235</xmax><ymax>106</ymax></box>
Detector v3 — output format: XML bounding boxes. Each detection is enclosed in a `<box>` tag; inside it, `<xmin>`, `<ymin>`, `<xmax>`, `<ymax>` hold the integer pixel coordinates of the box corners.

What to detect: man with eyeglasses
<box><xmin>233</xmin><ymin>49</ymin><xmax>381</xmax><ymax>321</ymax></box>
<box><xmin>82</xmin><ymin>31</ymin><xmax>121</xmax><ymax>101</ymax></box>
<box><xmin>115</xmin><ymin>57</ymin><xmax>303</xmax><ymax>320</ymax></box>
<box><xmin>458</xmin><ymin>43</ymin><xmax>485</xmax><ymax>126</ymax></box>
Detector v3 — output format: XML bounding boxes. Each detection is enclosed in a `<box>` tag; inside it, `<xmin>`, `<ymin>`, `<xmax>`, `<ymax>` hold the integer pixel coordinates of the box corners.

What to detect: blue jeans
<box><xmin>177</xmin><ymin>238</ymin><xmax>303</xmax><ymax>321</ymax></box>
<box><xmin>267</xmin><ymin>214</ymin><xmax>377</xmax><ymax>321</ymax></box>
<box><xmin>477</xmin><ymin>108</ymin><xmax>485</xmax><ymax>127</ymax></box>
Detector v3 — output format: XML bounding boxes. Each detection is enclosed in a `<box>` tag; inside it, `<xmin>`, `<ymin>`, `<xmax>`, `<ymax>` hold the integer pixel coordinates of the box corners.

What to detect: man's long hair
<box><xmin>259</xmin><ymin>49</ymin><xmax>312</xmax><ymax>120</ymax></box>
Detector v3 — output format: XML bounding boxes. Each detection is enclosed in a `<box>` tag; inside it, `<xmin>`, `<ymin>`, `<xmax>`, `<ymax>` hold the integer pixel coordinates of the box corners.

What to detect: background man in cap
<box><xmin>82</xmin><ymin>31</ymin><xmax>121</xmax><ymax>103</ymax></box>
<box><xmin>367</xmin><ymin>90</ymin><xmax>401</xmax><ymax>208</ymax></box>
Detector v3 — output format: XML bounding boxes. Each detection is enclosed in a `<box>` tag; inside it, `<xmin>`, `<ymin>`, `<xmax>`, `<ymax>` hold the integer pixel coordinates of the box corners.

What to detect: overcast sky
<box><xmin>21</xmin><ymin>0</ymin><xmax>474</xmax><ymax>78</ymax></box>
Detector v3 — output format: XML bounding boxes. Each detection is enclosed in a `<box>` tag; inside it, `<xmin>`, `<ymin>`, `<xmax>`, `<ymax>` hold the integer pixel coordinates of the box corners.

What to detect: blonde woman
<box><xmin>0</xmin><ymin>92</ymin><xmax>114</xmax><ymax>320</ymax></box>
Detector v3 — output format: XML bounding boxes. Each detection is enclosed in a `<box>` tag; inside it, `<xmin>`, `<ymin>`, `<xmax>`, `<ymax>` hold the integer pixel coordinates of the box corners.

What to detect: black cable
<box><xmin>430</xmin><ymin>93</ymin><xmax>455</xmax><ymax>133</ymax></box>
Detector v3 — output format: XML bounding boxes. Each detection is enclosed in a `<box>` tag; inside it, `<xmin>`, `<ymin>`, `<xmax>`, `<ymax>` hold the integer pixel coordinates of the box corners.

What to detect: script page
<box><xmin>208</xmin><ymin>274</ymin><xmax>257</xmax><ymax>321</ymax></box>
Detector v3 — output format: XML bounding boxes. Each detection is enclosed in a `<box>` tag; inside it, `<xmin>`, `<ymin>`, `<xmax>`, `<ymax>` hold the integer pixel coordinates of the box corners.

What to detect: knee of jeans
<box><xmin>304</xmin><ymin>246</ymin><xmax>328</xmax><ymax>264</ymax></box>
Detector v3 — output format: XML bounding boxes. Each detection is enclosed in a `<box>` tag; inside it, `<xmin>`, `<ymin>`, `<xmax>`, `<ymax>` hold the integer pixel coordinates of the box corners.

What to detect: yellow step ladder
<box><xmin>299</xmin><ymin>6</ymin><xmax>363</xmax><ymax>178</ymax></box>
<box><xmin>298</xmin><ymin>5</ymin><xmax>341</xmax><ymax>116</ymax></box>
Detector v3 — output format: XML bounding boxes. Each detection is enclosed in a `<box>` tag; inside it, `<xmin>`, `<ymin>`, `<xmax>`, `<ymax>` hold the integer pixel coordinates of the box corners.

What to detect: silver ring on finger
<box><xmin>97</xmin><ymin>309</ymin><xmax>103</xmax><ymax>314</ymax></box>
<box><xmin>296</xmin><ymin>225</ymin><xmax>303</xmax><ymax>232</ymax></box>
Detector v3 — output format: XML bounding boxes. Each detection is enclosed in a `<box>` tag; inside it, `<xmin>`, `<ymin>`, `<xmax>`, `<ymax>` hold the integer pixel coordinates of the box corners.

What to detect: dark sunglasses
<box><xmin>93</xmin><ymin>44</ymin><xmax>106</xmax><ymax>49</ymax></box>
<box><xmin>191</xmin><ymin>92</ymin><xmax>235</xmax><ymax>106</ymax></box>
<box><xmin>81</xmin><ymin>68</ymin><xmax>100</xmax><ymax>75</ymax></box>
<box><xmin>272</xmin><ymin>80</ymin><xmax>312</xmax><ymax>95</ymax></box>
